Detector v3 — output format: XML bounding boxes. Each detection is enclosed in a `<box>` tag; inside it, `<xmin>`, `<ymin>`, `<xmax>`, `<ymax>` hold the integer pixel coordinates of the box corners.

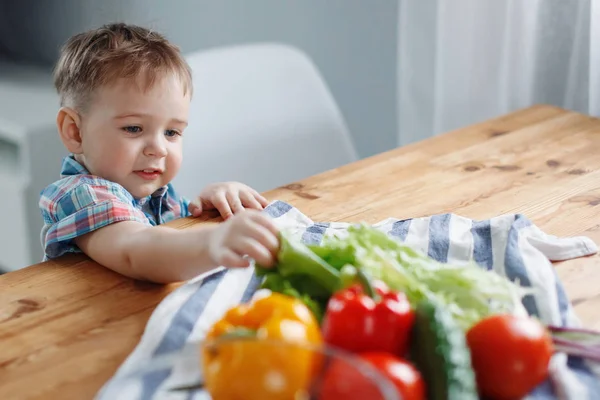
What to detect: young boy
<box><xmin>39</xmin><ymin>23</ymin><xmax>280</xmax><ymax>283</ymax></box>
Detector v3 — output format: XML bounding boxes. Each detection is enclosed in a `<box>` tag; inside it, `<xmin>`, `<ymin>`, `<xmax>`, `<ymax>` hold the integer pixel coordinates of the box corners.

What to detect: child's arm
<box><xmin>74</xmin><ymin>210</ymin><xmax>279</xmax><ymax>283</ymax></box>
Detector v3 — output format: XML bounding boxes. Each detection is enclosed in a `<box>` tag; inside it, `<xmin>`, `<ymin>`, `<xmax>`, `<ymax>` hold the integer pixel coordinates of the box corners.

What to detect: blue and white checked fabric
<box><xmin>97</xmin><ymin>200</ymin><xmax>600</xmax><ymax>400</ymax></box>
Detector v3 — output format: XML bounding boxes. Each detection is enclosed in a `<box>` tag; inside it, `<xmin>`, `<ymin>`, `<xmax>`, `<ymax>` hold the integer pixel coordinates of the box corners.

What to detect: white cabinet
<box><xmin>0</xmin><ymin>61</ymin><xmax>66</xmax><ymax>272</ymax></box>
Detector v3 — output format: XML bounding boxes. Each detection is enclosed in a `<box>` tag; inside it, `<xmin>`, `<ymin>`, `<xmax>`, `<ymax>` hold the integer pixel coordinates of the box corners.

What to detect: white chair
<box><xmin>172</xmin><ymin>43</ymin><xmax>358</xmax><ymax>199</ymax></box>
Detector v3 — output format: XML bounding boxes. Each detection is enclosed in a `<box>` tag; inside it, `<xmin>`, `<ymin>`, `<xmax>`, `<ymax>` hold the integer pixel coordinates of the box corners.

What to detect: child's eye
<box><xmin>165</xmin><ymin>129</ymin><xmax>181</xmax><ymax>138</ymax></box>
<box><xmin>123</xmin><ymin>126</ymin><xmax>142</xmax><ymax>134</ymax></box>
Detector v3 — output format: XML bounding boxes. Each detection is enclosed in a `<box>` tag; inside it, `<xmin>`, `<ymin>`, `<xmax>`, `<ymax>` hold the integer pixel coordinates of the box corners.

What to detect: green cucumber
<box><xmin>410</xmin><ymin>300</ymin><xmax>478</xmax><ymax>400</ymax></box>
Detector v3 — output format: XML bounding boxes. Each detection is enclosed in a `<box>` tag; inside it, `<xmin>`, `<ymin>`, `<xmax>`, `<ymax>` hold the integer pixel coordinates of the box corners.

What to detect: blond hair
<box><xmin>53</xmin><ymin>22</ymin><xmax>193</xmax><ymax>110</ymax></box>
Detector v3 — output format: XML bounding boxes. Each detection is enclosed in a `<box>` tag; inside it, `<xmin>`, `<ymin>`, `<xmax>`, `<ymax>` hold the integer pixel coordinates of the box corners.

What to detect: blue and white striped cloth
<box><xmin>97</xmin><ymin>200</ymin><xmax>600</xmax><ymax>400</ymax></box>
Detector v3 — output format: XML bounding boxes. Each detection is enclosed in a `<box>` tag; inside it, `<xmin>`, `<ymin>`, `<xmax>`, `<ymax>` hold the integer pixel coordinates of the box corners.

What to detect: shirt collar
<box><xmin>60</xmin><ymin>154</ymin><xmax>89</xmax><ymax>178</ymax></box>
<box><xmin>59</xmin><ymin>154</ymin><xmax>169</xmax><ymax>202</ymax></box>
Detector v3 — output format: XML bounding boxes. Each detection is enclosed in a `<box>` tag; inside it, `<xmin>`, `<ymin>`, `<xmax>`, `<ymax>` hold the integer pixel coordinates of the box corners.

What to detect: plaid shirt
<box><xmin>39</xmin><ymin>155</ymin><xmax>191</xmax><ymax>260</ymax></box>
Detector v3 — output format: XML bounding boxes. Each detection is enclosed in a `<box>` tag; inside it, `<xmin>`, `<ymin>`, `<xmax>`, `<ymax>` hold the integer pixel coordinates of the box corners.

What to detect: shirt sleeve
<box><xmin>39</xmin><ymin>180</ymin><xmax>149</xmax><ymax>259</ymax></box>
<box><xmin>165</xmin><ymin>183</ymin><xmax>192</xmax><ymax>219</ymax></box>
<box><xmin>180</xmin><ymin>195</ymin><xmax>192</xmax><ymax>217</ymax></box>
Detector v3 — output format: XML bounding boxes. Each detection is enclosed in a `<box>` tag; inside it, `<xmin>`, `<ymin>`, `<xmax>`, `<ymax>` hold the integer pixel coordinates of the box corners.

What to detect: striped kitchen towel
<box><xmin>96</xmin><ymin>200</ymin><xmax>600</xmax><ymax>400</ymax></box>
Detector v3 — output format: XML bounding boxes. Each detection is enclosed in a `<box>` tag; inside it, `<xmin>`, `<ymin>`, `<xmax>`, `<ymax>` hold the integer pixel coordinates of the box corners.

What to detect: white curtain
<box><xmin>397</xmin><ymin>0</ymin><xmax>599</xmax><ymax>145</ymax></box>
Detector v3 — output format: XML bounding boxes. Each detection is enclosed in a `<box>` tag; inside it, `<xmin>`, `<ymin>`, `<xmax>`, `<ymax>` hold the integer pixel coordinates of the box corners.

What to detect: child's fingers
<box><xmin>219</xmin><ymin>249</ymin><xmax>250</xmax><ymax>268</ymax></box>
<box><xmin>240</xmin><ymin>190</ymin><xmax>263</xmax><ymax>210</ymax></box>
<box><xmin>212</xmin><ymin>192</ymin><xmax>233</xmax><ymax>219</ymax></box>
<box><xmin>226</xmin><ymin>191</ymin><xmax>244</xmax><ymax>214</ymax></box>
<box><xmin>244</xmin><ymin>220</ymin><xmax>279</xmax><ymax>253</ymax></box>
<box><xmin>248</xmin><ymin>212</ymin><xmax>280</xmax><ymax>237</ymax></box>
<box><xmin>234</xmin><ymin>239</ymin><xmax>275</xmax><ymax>267</ymax></box>
<box><xmin>252</xmin><ymin>190</ymin><xmax>269</xmax><ymax>207</ymax></box>
<box><xmin>188</xmin><ymin>200</ymin><xmax>202</xmax><ymax>217</ymax></box>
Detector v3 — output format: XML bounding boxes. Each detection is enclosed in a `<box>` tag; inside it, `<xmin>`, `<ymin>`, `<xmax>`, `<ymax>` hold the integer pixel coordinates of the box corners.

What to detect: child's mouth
<box><xmin>135</xmin><ymin>169</ymin><xmax>162</xmax><ymax>180</ymax></box>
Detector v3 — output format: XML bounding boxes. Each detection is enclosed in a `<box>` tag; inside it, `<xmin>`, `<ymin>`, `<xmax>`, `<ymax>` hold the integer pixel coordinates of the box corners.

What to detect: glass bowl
<box><xmin>102</xmin><ymin>337</ymin><xmax>402</xmax><ymax>400</ymax></box>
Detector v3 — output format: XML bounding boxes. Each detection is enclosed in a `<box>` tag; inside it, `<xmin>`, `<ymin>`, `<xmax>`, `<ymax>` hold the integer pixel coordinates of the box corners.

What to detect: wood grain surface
<box><xmin>2</xmin><ymin>105</ymin><xmax>600</xmax><ymax>399</ymax></box>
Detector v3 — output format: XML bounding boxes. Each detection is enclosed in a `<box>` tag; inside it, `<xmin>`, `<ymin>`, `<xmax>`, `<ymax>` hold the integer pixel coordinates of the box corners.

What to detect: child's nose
<box><xmin>144</xmin><ymin>138</ymin><xmax>168</xmax><ymax>157</ymax></box>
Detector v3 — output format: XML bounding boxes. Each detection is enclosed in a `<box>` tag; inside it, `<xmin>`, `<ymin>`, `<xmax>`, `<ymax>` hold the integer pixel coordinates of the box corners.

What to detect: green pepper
<box><xmin>256</xmin><ymin>232</ymin><xmax>342</xmax><ymax>294</ymax></box>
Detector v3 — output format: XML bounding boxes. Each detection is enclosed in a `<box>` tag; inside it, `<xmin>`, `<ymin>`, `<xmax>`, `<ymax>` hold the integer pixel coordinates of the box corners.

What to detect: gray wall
<box><xmin>0</xmin><ymin>0</ymin><xmax>399</xmax><ymax>158</ymax></box>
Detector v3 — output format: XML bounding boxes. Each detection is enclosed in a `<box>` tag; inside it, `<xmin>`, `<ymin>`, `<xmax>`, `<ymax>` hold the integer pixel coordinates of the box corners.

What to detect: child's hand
<box><xmin>208</xmin><ymin>210</ymin><xmax>280</xmax><ymax>268</ymax></box>
<box><xmin>189</xmin><ymin>182</ymin><xmax>269</xmax><ymax>220</ymax></box>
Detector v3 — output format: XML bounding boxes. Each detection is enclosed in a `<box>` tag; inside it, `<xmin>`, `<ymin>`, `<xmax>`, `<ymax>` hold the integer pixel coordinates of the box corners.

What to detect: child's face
<box><xmin>77</xmin><ymin>73</ymin><xmax>190</xmax><ymax>198</ymax></box>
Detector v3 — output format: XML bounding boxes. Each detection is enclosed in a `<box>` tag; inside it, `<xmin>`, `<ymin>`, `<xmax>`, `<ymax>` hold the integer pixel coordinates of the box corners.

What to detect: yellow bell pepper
<box><xmin>202</xmin><ymin>291</ymin><xmax>323</xmax><ymax>400</ymax></box>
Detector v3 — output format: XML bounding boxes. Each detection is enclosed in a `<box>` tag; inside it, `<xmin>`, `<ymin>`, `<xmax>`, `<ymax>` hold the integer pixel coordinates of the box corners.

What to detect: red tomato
<box><xmin>466</xmin><ymin>314</ymin><xmax>553</xmax><ymax>399</ymax></box>
<box><xmin>317</xmin><ymin>356</ymin><xmax>390</xmax><ymax>400</ymax></box>
<box><xmin>360</xmin><ymin>352</ymin><xmax>426</xmax><ymax>400</ymax></box>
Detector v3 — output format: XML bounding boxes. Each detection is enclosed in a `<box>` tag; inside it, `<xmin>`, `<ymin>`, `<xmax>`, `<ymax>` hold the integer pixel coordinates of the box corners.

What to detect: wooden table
<box><xmin>2</xmin><ymin>105</ymin><xmax>600</xmax><ymax>399</ymax></box>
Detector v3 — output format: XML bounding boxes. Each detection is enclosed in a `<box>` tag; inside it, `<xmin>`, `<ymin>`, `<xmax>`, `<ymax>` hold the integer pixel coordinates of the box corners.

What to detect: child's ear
<box><xmin>57</xmin><ymin>107</ymin><xmax>83</xmax><ymax>154</ymax></box>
